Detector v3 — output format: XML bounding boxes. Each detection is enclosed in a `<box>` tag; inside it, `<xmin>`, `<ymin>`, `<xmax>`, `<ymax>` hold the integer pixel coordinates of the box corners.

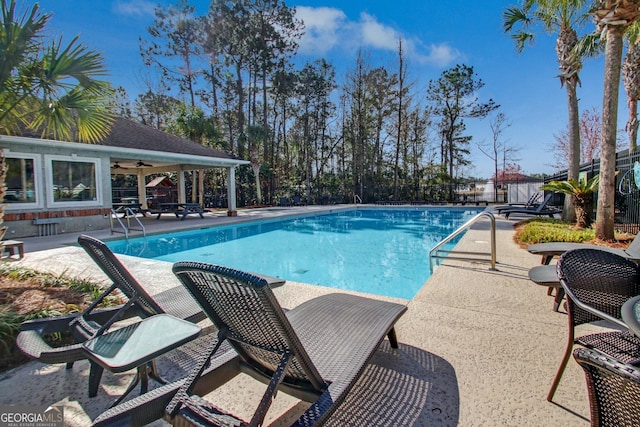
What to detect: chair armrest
<box><xmin>560</xmin><ymin>279</ymin><xmax>628</xmax><ymax>329</ymax></box>
<box><xmin>19</xmin><ymin>305</ymin><xmax>138</xmax><ymax>335</ymax></box>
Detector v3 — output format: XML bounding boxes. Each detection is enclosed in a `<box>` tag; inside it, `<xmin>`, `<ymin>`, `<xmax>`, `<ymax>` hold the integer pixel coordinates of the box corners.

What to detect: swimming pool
<box><xmin>106</xmin><ymin>207</ymin><xmax>482</xmax><ymax>299</ymax></box>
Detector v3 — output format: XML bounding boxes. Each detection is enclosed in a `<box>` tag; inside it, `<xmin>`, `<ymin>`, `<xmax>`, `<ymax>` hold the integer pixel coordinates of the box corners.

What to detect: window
<box><xmin>4</xmin><ymin>155</ymin><xmax>38</xmax><ymax>206</ymax></box>
<box><xmin>46</xmin><ymin>155</ymin><xmax>101</xmax><ymax>206</ymax></box>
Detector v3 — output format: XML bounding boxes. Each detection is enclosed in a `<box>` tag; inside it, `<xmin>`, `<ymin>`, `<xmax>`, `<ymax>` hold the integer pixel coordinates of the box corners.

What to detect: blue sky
<box><xmin>33</xmin><ymin>0</ymin><xmax>622</xmax><ymax>179</ymax></box>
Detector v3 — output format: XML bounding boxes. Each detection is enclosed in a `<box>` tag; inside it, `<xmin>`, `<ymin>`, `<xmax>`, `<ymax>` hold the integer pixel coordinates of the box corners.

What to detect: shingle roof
<box><xmin>98</xmin><ymin>117</ymin><xmax>236</xmax><ymax>160</ymax></box>
<box><xmin>14</xmin><ymin>116</ymin><xmax>239</xmax><ymax>161</ymax></box>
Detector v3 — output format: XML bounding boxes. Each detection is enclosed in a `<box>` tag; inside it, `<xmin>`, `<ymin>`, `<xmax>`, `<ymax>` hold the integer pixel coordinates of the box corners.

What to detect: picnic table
<box><xmin>112</xmin><ymin>202</ymin><xmax>147</xmax><ymax>217</ymax></box>
<box><xmin>153</xmin><ymin>203</ymin><xmax>205</xmax><ymax>220</ymax></box>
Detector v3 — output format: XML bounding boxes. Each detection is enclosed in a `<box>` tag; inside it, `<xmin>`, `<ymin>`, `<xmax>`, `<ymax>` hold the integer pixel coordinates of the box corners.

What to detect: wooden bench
<box><xmin>33</xmin><ymin>218</ymin><xmax>62</xmax><ymax>236</ymax></box>
<box><xmin>1</xmin><ymin>240</ymin><xmax>24</xmax><ymax>259</ymax></box>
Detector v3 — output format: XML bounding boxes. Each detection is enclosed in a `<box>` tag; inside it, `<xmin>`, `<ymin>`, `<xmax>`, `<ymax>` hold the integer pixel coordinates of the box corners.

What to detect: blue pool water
<box><xmin>106</xmin><ymin>208</ymin><xmax>481</xmax><ymax>299</ymax></box>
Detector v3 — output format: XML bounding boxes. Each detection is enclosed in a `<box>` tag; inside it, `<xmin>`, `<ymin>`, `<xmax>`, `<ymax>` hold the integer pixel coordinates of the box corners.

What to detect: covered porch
<box><xmin>0</xmin><ymin>117</ymin><xmax>249</xmax><ymax>237</ymax></box>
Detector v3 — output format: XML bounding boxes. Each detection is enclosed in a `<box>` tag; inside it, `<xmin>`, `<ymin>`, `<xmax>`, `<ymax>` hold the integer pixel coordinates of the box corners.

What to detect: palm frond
<box><xmin>0</xmin><ymin>0</ymin><xmax>49</xmax><ymax>87</ymax></box>
<box><xmin>574</xmin><ymin>31</ymin><xmax>604</xmax><ymax>58</ymax></box>
<box><xmin>542</xmin><ymin>174</ymin><xmax>600</xmax><ymax>195</ymax></box>
<box><xmin>503</xmin><ymin>6</ymin><xmax>531</xmax><ymax>33</ymax></box>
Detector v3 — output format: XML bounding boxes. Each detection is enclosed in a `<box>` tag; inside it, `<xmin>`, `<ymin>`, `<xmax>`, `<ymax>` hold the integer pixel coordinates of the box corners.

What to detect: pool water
<box><xmin>106</xmin><ymin>208</ymin><xmax>481</xmax><ymax>300</ymax></box>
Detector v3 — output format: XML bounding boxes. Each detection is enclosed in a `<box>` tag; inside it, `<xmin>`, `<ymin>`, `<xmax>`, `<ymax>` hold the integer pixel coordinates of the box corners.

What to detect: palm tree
<box><xmin>623</xmin><ymin>22</ymin><xmax>640</xmax><ymax>153</ymax></box>
<box><xmin>592</xmin><ymin>0</ymin><xmax>640</xmax><ymax>241</ymax></box>
<box><xmin>503</xmin><ymin>0</ymin><xmax>590</xmax><ymax>223</ymax></box>
<box><xmin>542</xmin><ymin>175</ymin><xmax>599</xmax><ymax>228</ymax></box>
<box><xmin>0</xmin><ymin>0</ymin><xmax>113</xmax><ymax>142</ymax></box>
<box><xmin>0</xmin><ymin>0</ymin><xmax>113</xmax><ymax>226</ymax></box>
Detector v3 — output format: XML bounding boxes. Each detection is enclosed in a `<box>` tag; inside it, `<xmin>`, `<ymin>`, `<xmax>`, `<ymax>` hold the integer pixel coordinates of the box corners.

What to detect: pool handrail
<box><xmin>109</xmin><ymin>207</ymin><xmax>146</xmax><ymax>239</ymax></box>
<box><xmin>429</xmin><ymin>211</ymin><xmax>496</xmax><ymax>273</ymax></box>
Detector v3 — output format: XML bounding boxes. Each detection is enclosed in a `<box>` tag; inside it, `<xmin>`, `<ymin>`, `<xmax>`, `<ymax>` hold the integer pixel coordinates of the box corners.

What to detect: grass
<box><xmin>0</xmin><ymin>264</ymin><xmax>123</xmax><ymax>372</ymax></box>
<box><xmin>514</xmin><ymin>218</ymin><xmax>635</xmax><ymax>247</ymax></box>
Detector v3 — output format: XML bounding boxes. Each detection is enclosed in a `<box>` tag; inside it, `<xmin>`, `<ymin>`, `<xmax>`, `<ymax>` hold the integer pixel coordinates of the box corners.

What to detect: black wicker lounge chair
<box><xmin>494</xmin><ymin>192</ymin><xmax>541</xmax><ymax>213</ymax></box>
<box><xmin>159</xmin><ymin>261</ymin><xmax>408</xmax><ymax>426</ymax></box>
<box><xmin>16</xmin><ymin>235</ymin><xmax>206</xmax><ymax>397</ymax></box>
<box><xmin>499</xmin><ymin>193</ymin><xmax>561</xmax><ymax>219</ymax></box>
<box><xmin>547</xmin><ymin>248</ymin><xmax>640</xmax><ymax>402</ymax></box>
<box><xmin>573</xmin><ymin>347</ymin><xmax>640</xmax><ymax>426</ymax></box>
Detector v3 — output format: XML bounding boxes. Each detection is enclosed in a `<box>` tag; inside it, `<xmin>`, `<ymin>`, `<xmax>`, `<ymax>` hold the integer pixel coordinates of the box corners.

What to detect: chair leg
<box><xmin>547</xmin><ymin>329</ymin><xmax>575</xmax><ymax>402</ymax></box>
<box><xmin>553</xmin><ymin>289</ymin><xmax>565</xmax><ymax>312</ymax></box>
<box><xmin>88</xmin><ymin>362</ymin><xmax>105</xmax><ymax>398</ymax></box>
<box><xmin>388</xmin><ymin>328</ymin><xmax>399</xmax><ymax>349</ymax></box>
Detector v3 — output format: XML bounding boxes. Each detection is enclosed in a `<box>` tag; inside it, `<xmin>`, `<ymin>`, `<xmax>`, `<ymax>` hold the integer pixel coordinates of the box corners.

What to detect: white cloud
<box><xmin>295</xmin><ymin>7</ymin><xmax>461</xmax><ymax>68</ymax></box>
<box><xmin>422</xmin><ymin>43</ymin><xmax>463</xmax><ymax>67</ymax></box>
<box><xmin>113</xmin><ymin>0</ymin><xmax>156</xmax><ymax>17</ymax></box>
<box><xmin>359</xmin><ymin>12</ymin><xmax>399</xmax><ymax>51</ymax></box>
<box><xmin>295</xmin><ymin>6</ymin><xmax>348</xmax><ymax>55</ymax></box>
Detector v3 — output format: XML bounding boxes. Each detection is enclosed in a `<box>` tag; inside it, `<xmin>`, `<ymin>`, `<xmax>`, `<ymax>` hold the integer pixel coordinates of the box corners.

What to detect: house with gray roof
<box><xmin>0</xmin><ymin>117</ymin><xmax>249</xmax><ymax>238</ymax></box>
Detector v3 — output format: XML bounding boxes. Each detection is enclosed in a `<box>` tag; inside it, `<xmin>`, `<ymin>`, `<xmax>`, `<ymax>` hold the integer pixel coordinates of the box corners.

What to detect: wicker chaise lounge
<box><xmin>499</xmin><ymin>193</ymin><xmax>561</xmax><ymax>219</ymax></box>
<box><xmin>493</xmin><ymin>192</ymin><xmax>541</xmax><ymax>213</ymax></box>
<box><xmin>154</xmin><ymin>262</ymin><xmax>407</xmax><ymax>426</ymax></box>
<box><xmin>16</xmin><ymin>235</ymin><xmax>206</xmax><ymax>396</ymax></box>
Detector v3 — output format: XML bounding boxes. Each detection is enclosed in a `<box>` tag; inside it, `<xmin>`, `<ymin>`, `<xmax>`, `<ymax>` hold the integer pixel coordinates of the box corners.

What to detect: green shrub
<box><xmin>0</xmin><ymin>308</ymin><xmax>23</xmax><ymax>355</ymax></box>
<box><xmin>516</xmin><ymin>218</ymin><xmax>633</xmax><ymax>244</ymax></box>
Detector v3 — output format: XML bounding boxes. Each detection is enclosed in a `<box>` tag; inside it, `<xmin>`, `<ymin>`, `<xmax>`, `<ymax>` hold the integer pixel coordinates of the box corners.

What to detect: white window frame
<box><xmin>4</xmin><ymin>153</ymin><xmax>42</xmax><ymax>210</ymax></box>
<box><xmin>44</xmin><ymin>154</ymin><xmax>102</xmax><ymax>208</ymax></box>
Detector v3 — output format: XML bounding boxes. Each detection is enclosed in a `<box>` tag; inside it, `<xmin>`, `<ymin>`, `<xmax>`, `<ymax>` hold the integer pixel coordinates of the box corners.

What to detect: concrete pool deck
<box><xmin>0</xmin><ymin>205</ymin><xmax>600</xmax><ymax>426</ymax></box>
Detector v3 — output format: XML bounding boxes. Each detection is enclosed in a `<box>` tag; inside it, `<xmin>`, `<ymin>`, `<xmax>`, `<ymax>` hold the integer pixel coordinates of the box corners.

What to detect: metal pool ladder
<box><xmin>429</xmin><ymin>211</ymin><xmax>496</xmax><ymax>273</ymax></box>
<box><xmin>109</xmin><ymin>208</ymin><xmax>146</xmax><ymax>239</ymax></box>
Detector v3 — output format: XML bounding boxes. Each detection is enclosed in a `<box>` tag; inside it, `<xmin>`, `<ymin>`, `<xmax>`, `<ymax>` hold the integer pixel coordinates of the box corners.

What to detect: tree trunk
<box><xmin>574</xmin><ymin>194</ymin><xmax>593</xmax><ymax>229</ymax></box>
<box><xmin>252</xmin><ymin>163</ymin><xmax>262</xmax><ymax>204</ymax></box>
<box><xmin>628</xmin><ymin>99</ymin><xmax>639</xmax><ymax>154</ymax></box>
<box><xmin>595</xmin><ymin>25</ymin><xmax>624</xmax><ymax>241</ymax></box>
<box><xmin>564</xmin><ymin>80</ymin><xmax>580</xmax><ymax>222</ymax></box>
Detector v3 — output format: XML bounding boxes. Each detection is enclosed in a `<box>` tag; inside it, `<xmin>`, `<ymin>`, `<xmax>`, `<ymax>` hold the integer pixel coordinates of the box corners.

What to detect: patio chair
<box><xmin>573</xmin><ymin>347</ymin><xmax>640</xmax><ymax>426</ymax></box>
<box><xmin>547</xmin><ymin>248</ymin><xmax>640</xmax><ymax>402</ymax></box>
<box><xmin>163</xmin><ymin>261</ymin><xmax>407</xmax><ymax>426</ymax></box>
<box><xmin>16</xmin><ymin>235</ymin><xmax>206</xmax><ymax>397</ymax></box>
<box><xmin>500</xmin><ymin>193</ymin><xmax>561</xmax><ymax>219</ymax></box>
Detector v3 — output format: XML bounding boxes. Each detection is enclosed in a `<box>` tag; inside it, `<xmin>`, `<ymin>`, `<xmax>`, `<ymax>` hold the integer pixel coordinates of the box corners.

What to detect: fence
<box><xmin>545</xmin><ymin>151</ymin><xmax>640</xmax><ymax>235</ymax></box>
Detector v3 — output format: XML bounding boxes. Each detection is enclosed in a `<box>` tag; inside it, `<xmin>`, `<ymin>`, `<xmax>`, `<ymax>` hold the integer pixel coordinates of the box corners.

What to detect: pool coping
<box><xmin>1</xmin><ymin>204</ymin><xmax>594</xmax><ymax>426</ymax></box>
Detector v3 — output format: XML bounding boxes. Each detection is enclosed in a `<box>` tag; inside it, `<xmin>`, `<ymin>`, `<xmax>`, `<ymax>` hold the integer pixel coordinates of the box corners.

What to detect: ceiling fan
<box><xmin>111</xmin><ymin>162</ymin><xmax>127</xmax><ymax>170</ymax></box>
<box><xmin>136</xmin><ymin>160</ymin><xmax>153</xmax><ymax>167</ymax></box>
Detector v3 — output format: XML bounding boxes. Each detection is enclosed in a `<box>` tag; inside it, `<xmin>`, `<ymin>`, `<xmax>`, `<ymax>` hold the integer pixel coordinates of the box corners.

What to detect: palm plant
<box><xmin>0</xmin><ymin>0</ymin><xmax>113</xmax><ymax>227</ymax></box>
<box><xmin>591</xmin><ymin>0</ymin><xmax>640</xmax><ymax>241</ymax></box>
<box><xmin>542</xmin><ymin>174</ymin><xmax>599</xmax><ymax>229</ymax></box>
<box><xmin>0</xmin><ymin>0</ymin><xmax>113</xmax><ymax>141</ymax></box>
<box><xmin>503</xmin><ymin>0</ymin><xmax>590</xmax><ymax>223</ymax></box>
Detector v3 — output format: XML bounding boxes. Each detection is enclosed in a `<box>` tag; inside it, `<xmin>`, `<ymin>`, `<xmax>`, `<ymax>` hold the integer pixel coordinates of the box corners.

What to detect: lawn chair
<box><xmin>573</xmin><ymin>347</ymin><xmax>640</xmax><ymax>426</ymax></box>
<box><xmin>500</xmin><ymin>193</ymin><xmax>561</xmax><ymax>219</ymax></box>
<box><xmin>494</xmin><ymin>192</ymin><xmax>541</xmax><ymax>213</ymax></box>
<box><xmin>547</xmin><ymin>248</ymin><xmax>640</xmax><ymax>402</ymax></box>
<box><xmin>163</xmin><ymin>261</ymin><xmax>407</xmax><ymax>426</ymax></box>
<box><xmin>16</xmin><ymin>235</ymin><xmax>206</xmax><ymax>397</ymax></box>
